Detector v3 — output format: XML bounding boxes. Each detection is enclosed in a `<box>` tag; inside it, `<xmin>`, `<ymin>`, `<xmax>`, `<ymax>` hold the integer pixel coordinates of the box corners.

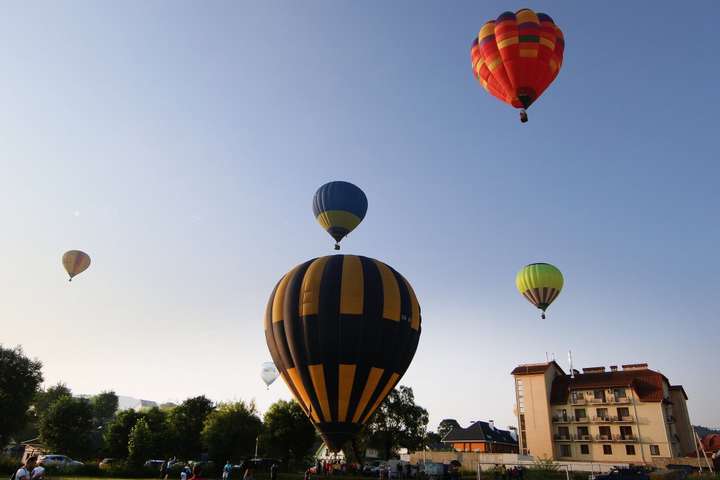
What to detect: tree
<box><xmin>168</xmin><ymin>396</ymin><xmax>215</xmax><ymax>459</ymax></box>
<box><xmin>0</xmin><ymin>346</ymin><xmax>43</xmax><ymax>446</ymax></box>
<box><xmin>261</xmin><ymin>400</ymin><xmax>316</xmax><ymax>469</ymax></box>
<box><xmin>437</xmin><ymin>419</ymin><xmax>461</xmax><ymax>440</ymax></box>
<box><xmin>104</xmin><ymin>409</ymin><xmax>141</xmax><ymax>458</ymax></box>
<box><xmin>128</xmin><ymin>418</ymin><xmax>154</xmax><ymax>467</ymax></box>
<box><xmin>364</xmin><ymin>386</ymin><xmax>429</xmax><ymax>460</ymax></box>
<box><xmin>34</xmin><ymin>383</ymin><xmax>72</xmax><ymax>418</ymax></box>
<box><xmin>202</xmin><ymin>401</ymin><xmax>263</xmax><ymax>464</ymax></box>
<box><xmin>92</xmin><ymin>391</ymin><xmax>119</xmax><ymax>426</ymax></box>
<box><xmin>39</xmin><ymin>396</ymin><xmax>94</xmax><ymax>459</ymax></box>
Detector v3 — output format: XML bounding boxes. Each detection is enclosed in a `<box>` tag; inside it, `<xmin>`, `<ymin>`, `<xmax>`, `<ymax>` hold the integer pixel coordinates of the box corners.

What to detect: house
<box><xmin>512</xmin><ymin>361</ymin><xmax>694</xmax><ymax>463</ymax></box>
<box><xmin>441</xmin><ymin>420</ymin><xmax>519</xmax><ymax>453</ymax></box>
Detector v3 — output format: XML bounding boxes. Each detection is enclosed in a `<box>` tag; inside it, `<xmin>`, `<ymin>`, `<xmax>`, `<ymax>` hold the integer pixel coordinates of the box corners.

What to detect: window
<box><xmin>620</xmin><ymin>426</ymin><xmax>633</xmax><ymax>439</ymax></box>
<box><xmin>603</xmin><ymin>445</ymin><xmax>612</xmax><ymax>455</ymax></box>
<box><xmin>597</xmin><ymin>408</ymin><xmax>608</xmax><ymax>419</ymax></box>
<box><xmin>650</xmin><ymin>445</ymin><xmax>661</xmax><ymax>456</ymax></box>
<box><xmin>617</xmin><ymin>407</ymin><xmax>630</xmax><ymax>419</ymax></box>
<box><xmin>577</xmin><ymin>426</ymin><xmax>589</xmax><ymax>436</ymax></box>
<box><xmin>560</xmin><ymin>445</ymin><xmax>571</xmax><ymax>457</ymax></box>
<box><xmin>575</xmin><ymin>408</ymin><xmax>587</xmax><ymax>420</ymax></box>
<box><xmin>626</xmin><ymin>445</ymin><xmax>636</xmax><ymax>455</ymax></box>
<box><xmin>594</xmin><ymin>389</ymin><xmax>606</xmax><ymax>401</ymax></box>
<box><xmin>580</xmin><ymin>444</ymin><xmax>590</xmax><ymax>455</ymax></box>
<box><xmin>558</xmin><ymin>426</ymin><xmax>570</xmax><ymax>439</ymax></box>
<box><xmin>599</xmin><ymin>426</ymin><xmax>611</xmax><ymax>439</ymax></box>
<box><xmin>614</xmin><ymin>388</ymin><xmax>627</xmax><ymax>399</ymax></box>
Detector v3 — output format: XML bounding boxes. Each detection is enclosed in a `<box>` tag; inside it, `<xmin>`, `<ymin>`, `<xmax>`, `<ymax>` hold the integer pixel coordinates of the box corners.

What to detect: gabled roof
<box><xmin>511</xmin><ymin>361</ymin><xmax>565</xmax><ymax>376</ymax></box>
<box><xmin>441</xmin><ymin>421</ymin><xmax>518</xmax><ymax>445</ymax></box>
<box><xmin>550</xmin><ymin>368</ymin><xmax>669</xmax><ymax>404</ymax></box>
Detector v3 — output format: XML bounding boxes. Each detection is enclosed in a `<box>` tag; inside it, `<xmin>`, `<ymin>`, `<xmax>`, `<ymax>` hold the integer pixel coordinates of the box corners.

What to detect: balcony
<box><xmin>609</xmin><ymin>396</ymin><xmax>631</xmax><ymax>404</ymax></box>
<box><xmin>614</xmin><ymin>434</ymin><xmax>636</xmax><ymax>442</ymax></box>
<box><xmin>570</xmin><ymin>397</ymin><xmax>588</xmax><ymax>405</ymax></box>
<box><xmin>575</xmin><ymin>434</ymin><xmax>593</xmax><ymax>442</ymax></box>
<box><xmin>554</xmin><ymin>434</ymin><xmax>573</xmax><ymax>441</ymax></box>
<box><xmin>553</xmin><ymin>416</ymin><xmax>572</xmax><ymax>423</ymax></box>
<box><xmin>617</xmin><ymin>415</ymin><xmax>635</xmax><ymax>422</ymax></box>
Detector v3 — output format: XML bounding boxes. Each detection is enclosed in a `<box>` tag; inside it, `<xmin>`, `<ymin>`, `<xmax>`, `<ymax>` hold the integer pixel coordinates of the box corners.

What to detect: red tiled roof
<box><xmin>550</xmin><ymin>368</ymin><xmax>669</xmax><ymax>404</ymax></box>
<box><xmin>511</xmin><ymin>361</ymin><xmax>565</xmax><ymax>376</ymax></box>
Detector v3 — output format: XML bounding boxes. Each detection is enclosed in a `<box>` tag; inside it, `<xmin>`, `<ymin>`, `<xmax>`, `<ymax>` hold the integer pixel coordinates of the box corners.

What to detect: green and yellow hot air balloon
<box><xmin>515</xmin><ymin>263</ymin><xmax>563</xmax><ymax>319</ymax></box>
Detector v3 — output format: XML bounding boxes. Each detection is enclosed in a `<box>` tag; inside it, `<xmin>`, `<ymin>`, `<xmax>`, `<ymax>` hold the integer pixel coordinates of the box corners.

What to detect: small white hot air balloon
<box><xmin>261</xmin><ymin>362</ymin><xmax>279</xmax><ymax>389</ymax></box>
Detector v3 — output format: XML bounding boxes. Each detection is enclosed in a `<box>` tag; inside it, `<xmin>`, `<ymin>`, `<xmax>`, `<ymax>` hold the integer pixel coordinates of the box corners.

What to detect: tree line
<box><xmin>1</xmin><ymin>345</ymin><xmax>434</xmax><ymax>468</ymax></box>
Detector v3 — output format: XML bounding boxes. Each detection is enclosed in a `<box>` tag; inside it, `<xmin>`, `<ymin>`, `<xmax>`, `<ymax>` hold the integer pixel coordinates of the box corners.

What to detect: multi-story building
<box><xmin>441</xmin><ymin>420</ymin><xmax>519</xmax><ymax>453</ymax></box>
<box><xmin>511</xmin><ymin>361</ymin><xmax>694</xmax><ymax>464</ymax></box>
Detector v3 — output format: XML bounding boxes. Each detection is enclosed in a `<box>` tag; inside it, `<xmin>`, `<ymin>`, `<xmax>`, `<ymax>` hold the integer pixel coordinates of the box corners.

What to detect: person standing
<box><xmin>189</xmin><ymin>465</ymin><xmax>204</xmax><ymax>480</ymax></box>
<box><xmin>243</xmin><ymin>463</ymin><xmax>254</xmax><ymax>480</ymax></box>
<box><xmin>223</xmin><ymin>461</ymin><xmax>233</xmax><ymax>480</ymax></box>
<box><xmin>270</xmin><ymin>463</ymin><xmax>278</xmax><ymax>480</ymax></box>
<box><xmin>30</xmin><ymin>463</ymin><xmax>45</xmax><ymax>480</ymax></box>
<box><xmin>14</xmin><ymin>456</ymin><xmax>37</xmax><ymax>480</ymax></box>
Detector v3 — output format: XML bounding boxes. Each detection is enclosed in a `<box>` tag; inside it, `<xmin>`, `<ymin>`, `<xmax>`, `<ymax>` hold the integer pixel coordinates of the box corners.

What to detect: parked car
<box><xmin>99</xmin><ymin>458</ymin><xmax>118</xmax><ymax>470</ymax></box>
<box><xmin>38</xmin><ymin>455</ymin><xmax>84</xmax><ymax>468</ymax></box>
<box><xmin>594</xmin><ymin>467</ymin><xmax>650</xmax><ymax>480</ymax></box>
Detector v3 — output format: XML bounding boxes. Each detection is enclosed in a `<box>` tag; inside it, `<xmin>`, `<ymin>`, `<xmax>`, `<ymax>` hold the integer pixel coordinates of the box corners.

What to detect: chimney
<box><xmin>582</xmin><ymin>367</ymin><xmax>606</xmax><ymax>373</ymax></box>
<box><xmin>488</xmin><ymin>420</ymin><xmax>495</xmax><ymax>430</ymax></box>
<box><xmin>622</xmin><ymin>363</ymin><xmax>649</xmax><ymax>371</ymax></box>
<box><xmin>610</xmin><ymin>365</ymin><xmax>618</xmax><ymax>372</ymax></box>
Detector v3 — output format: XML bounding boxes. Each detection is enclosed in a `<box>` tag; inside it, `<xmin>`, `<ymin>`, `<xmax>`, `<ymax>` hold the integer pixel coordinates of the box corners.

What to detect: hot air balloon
<box><xmin>265</xmin><ymin>255</ymin><xmax>421</xmax><ymax>451</ymax></box>
<box><xmin>515</xmin><ymin>263</ymin><xmax>563</xmax><ymax>319</ymax></box>
<box><xmin>62</xmin><ymin>250</ymin><xmax>91</xmax><ymax>281</ymax></box>
<box><xmin>470</xmin><ymin>8</ymin><xmax>565</xmax><ymax>123</ymax></box>
<box><xmin>261</xmin><ymin>361</ymin><xmax>280</xmax><ymax>389</ymax></box>
<box><xmin>312</xmin><ymin>181</ymin><xmax>368</xmax><ymax>250</ymax></box>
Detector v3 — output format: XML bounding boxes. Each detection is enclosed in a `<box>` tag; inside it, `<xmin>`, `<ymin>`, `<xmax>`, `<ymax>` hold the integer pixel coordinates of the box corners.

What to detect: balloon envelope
<box><xmin>261</xmin><ymin>362</ymin><xmax>280</xmax><ymax>387</ymax></box>
<box><xmin>62</xmin><ymin>250</ymin><xmax>91</xmax><ymax>281</ymax></box>
<box><xmin>312</xmin><ymin>181</ymin><xmax>368</xmax><ymax>248</ymax></box>
<box><xmin>265</xmin><ymin>254</ymin><xmax>421</xmax><ymax>451</ymax></box>
<box><xmin>471</xmin><ymin>9</ymin><xmax>564</xmax><ymax>114</ymax></box>
<box><xmin>515</xmin><ymin>262</ymin><xmax>564</xmax><ymax>315</ymax></box>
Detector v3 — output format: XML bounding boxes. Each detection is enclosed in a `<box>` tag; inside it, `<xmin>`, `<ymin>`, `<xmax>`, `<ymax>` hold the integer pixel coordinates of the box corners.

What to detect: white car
<box><xmin>38</xmin><ymin>455</ymin><xmax>84</xmax><ymax>468</ymax></box>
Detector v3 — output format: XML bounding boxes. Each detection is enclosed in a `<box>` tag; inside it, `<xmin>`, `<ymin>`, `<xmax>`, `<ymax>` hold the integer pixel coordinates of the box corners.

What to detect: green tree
<box><xmin>128</xmin><ymin>418</ymin><xmax>154</xmax><ymax>466</ymax></box>
<box><xmin>34</xmin><ymin>383</ymin><xmax>72</xmax><ymax>418</ymax></box>
<box><xmin>104</xmin><ymin>409</ymin><xmax>141</xmax><ymax>458</ymax></box>
<box><xmin>202</xmin><ymin>401</ymin><xmax>263</xmax><ymax>464</ymax></box>
<box><xmin>92</xmin><ymin>391</ymin><xmax>119</xmax><ymax>426</ymax></box>
<box><xmin>364</xmin><ymin>386</ymin><xmax>429</xmax><ymax>460</ymax></box>
<box><xmin>261</xmin><ymin>400</ymin><xmax>316</xmax><ymax>469</ymax></box>
<box><xmin>437</xmin><ymin>419</ymin><xmax>460</xmax><ymax>440</ymax></box>
<box><xmin>39</xmin><ymin>396</ymin><xmax>94</xmax><ymax>459</ymax></box>
<box><xmin>0</xmin><ymin>346</ymin><xmax>43</xmax><ymax>446</ymax></box>
<box><xmin>168</xmin><ymin>396</ymin><xmax>215</xmax><ymax>459</ymax></box>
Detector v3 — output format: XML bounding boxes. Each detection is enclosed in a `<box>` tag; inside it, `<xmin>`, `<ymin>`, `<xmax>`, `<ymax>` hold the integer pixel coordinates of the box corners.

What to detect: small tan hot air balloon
<box><xmin>62</xmin><ymin>250</ymin><xmax>91</xmax><ymax>281</ymax></box>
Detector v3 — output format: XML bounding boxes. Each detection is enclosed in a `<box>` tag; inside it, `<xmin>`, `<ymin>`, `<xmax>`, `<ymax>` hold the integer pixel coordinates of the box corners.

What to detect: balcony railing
<box><xmin>552</xmin><ymin>416</ymin><xmax>571</xmax><ymax>423</ymax></box>
<box><xmin>595</xmin><ymin>434</ymin><xmax>612</xmax><ymax>442</ymax></box>
<box><xmin>569</xmin><ymin>395</ymin><xmax>632</xmax><ymax>406</ymax></box>
<box><xmin>614</xmin><ymin>434</ymin><xmax>636</xmax><ymax>442</ymax></box>
<box><xmin>617</xmin><ymin>415</ymin><xmax>635</xmax><ymax>422</ymax></box>
<box><xmin>575</xmin><ymin>434</ymin><xmax>593</xmax><ymax>442</ymax></box>
<box><xmin>554</xmin><ymin>434</ymin><xmax>572</xmax><ymax>441</ymax></box>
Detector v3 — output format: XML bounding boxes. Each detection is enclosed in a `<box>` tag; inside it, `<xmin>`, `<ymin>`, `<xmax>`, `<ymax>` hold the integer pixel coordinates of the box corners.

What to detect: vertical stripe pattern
<box><xmin>264</xmin><ymin>254</ymin><xmax>422</xmax><ymax>451</ymax></box>
<box><xmin>515</xmin><ymin>262</ymin><xmax>564</xmax><ymax>312</ymax></box>
<box><xmin>470</xmin><ymin>8</ymin><xmax>564</xmax><ymax>111</ymax></box>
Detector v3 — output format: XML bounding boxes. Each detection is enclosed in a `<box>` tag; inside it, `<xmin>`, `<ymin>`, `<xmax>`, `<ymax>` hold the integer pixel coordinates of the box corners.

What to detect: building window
<box><xmin>603</xmin><ymin>445</ymin><xmax>612</xmax><ymax>455</ymax></box>
<box><xmin>580</xmin><ymin>444</ymin><xmax>589</xmax><ymax>455</ymax></box>
<box><xmin>617</xmin><ymin>407</ymin><xmax>630</xmax><ymax>419</ymax></box>
<box><xmin>575</xmin><ymin>408</ymin><xmax>587</xmax><ymax>420</ymax></box>
<box><xmin>626</xmin><ymin>445</ymin><xmax>636</xmax><ymax>455</ymax></box>
<box><xmin>594</xmin><ymin>389</ymin><xmax>606</xmax><ymax>401</ymax></box>
<box><xmin>614</xmin><ymin>388</ymin><xmax>627</xmax><ymax>399</ymax></box>
<box><xmin>558</xmin><ymin>426</ymin><xmax>570</xmax><ymax>440</ymax></box>
<box><xmin>620</xmin><ymin>426</ymin><xmax>633</xmax><ymax>440</ymax></box>
<box><xmin>560</xmin><ymin>445</ymin><xmax>571</xmax><ymax>457</ymax></box>
<box><xmin>650</xmin><ymin>445</ymin><xmax>661</xmax><ymax>456</ymax></box>
<box><xmin>577</xmin><ymin>426</ymin><xmax>589</xmax><ymax>439</ymax></box>
<box><xmin>596</xmin><ymin>408</ymin><xmax>608</xmax><ymax>420</ymax></box>
<box><xmin>599</xmin><ymin>426</ymin><xmax>611</xmax><ymax>440</ymax></box>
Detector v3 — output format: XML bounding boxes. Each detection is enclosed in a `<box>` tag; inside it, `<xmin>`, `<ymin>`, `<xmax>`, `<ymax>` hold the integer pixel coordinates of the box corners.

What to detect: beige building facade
<box><xmin>512</xmin><ymin>362</ymin><xmax>694</xmax><ymax>464</ymax></box>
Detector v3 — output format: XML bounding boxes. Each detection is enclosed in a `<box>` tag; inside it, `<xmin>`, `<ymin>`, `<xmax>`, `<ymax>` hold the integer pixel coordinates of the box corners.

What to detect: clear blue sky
<box><xmin>1</xmin><ymin>1</ymin><xmax>718</xmax><ymax>430</ymax></box>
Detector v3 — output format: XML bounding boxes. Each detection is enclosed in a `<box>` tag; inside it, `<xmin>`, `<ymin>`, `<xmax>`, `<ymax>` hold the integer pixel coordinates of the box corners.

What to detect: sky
<box><xmin>1</xmin><ymin>1</ymin><xmax>719</xmax><ymax>431</ymax></box>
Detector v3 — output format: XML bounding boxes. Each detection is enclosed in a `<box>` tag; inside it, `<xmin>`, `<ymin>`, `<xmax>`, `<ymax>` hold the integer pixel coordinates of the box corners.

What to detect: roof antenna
<box><xmin>568</xmin><ymin>350</ymin><xmax>575</xmax><ymax>378</ymax></box>
<box><xmin>545</xmin><ymin>352</ymin><xmax>549</xmax><ymax>362</ymax></box>
<box><xmin>551</xmin><ymin>352</ymin><xmax>555</xmax><ymax>361</ymax></box>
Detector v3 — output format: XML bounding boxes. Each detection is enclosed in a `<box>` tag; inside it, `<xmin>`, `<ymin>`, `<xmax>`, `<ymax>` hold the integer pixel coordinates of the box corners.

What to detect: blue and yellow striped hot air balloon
<box><xmin>312</xmin><ymin>181</ymin><xmax>368</xmax><ymax>250</ymax></box>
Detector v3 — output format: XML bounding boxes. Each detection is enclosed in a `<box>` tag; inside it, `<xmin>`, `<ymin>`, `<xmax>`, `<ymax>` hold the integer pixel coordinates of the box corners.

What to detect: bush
<box><xmin>0</xmin><ymin>455</ymin><xmax>22</xmax><ymax>476</ymax></box>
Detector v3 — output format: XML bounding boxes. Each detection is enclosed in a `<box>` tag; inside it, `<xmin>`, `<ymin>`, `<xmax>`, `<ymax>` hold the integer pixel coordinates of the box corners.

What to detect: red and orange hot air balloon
<box><xmin>470</xmin><ymin>9</ymin><xmax>565</xmax><ymax>123</ymax></box>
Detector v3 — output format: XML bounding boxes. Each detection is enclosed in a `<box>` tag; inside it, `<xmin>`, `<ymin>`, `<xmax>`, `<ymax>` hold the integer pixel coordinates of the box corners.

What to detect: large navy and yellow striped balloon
<box><xmin>265</xmin><ymin>255</ymin><xmax>421</xmax><ymax>451</ymax></box>
<box><xmin>312</xmin><ymin>181</ymin><xmax>368</xmax><ymax>249</ymax></box>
